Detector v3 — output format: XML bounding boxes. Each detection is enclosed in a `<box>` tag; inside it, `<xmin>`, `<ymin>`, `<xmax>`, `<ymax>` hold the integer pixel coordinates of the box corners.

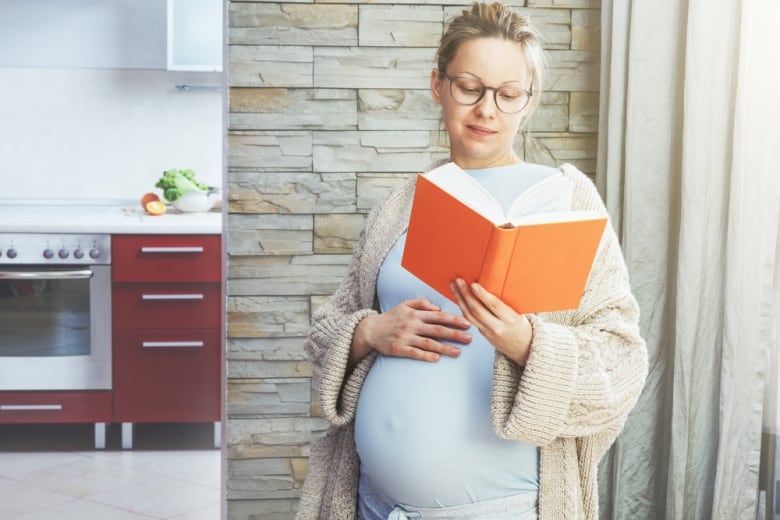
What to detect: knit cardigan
<box><xmin>296</xmin><ymin>163</ymin><xmax>648</xmax><ymax>520</ymax></box>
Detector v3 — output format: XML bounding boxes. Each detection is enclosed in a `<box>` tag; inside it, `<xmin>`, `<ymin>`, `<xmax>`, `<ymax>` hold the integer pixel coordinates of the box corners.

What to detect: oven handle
<box><xmin>0</xmin><ymin>269</ymin><xmax>93</xmax><ymax>280</ymax></box>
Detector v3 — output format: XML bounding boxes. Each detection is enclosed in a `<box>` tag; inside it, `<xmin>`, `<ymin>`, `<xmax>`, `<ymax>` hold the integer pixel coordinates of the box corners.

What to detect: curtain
<box><xmin>595</xmin><ymin>1</ymin><xmax>780</xmax><ymax>519</ymax></box>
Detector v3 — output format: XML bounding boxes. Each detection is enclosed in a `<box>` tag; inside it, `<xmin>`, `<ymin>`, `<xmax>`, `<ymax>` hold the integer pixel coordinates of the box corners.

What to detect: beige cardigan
<box><xmin>296</xmin><ymin>163</ymin><xmax>648</xmax><ymax>520</ymax></box>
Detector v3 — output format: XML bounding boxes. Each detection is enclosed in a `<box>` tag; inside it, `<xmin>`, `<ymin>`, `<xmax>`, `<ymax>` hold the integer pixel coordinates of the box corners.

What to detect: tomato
<box><xmin>145</xmin><ymin>200</ymin><xmax>167</xmax><ymax>216</ymax></box>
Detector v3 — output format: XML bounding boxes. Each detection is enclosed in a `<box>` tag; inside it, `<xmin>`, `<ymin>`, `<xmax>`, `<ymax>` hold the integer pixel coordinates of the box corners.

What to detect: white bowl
<box><xmin>173</xmin><ymin>191</ymin><xmax>218</xmax><ymax>213</ymax></box>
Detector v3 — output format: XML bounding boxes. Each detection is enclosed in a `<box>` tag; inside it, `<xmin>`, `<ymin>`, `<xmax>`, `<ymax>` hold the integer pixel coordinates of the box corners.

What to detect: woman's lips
<box><xmin>467</xmin><ymin>124</ymin><xmax>496</xmax><ymax>136</ymax></box>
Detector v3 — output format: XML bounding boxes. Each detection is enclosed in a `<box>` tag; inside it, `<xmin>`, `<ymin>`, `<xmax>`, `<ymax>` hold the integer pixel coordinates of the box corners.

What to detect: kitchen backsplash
<box><xmin>0</xmin><ymin>67</ymin><xmax>222</xmax><ymax>200</ymax></box>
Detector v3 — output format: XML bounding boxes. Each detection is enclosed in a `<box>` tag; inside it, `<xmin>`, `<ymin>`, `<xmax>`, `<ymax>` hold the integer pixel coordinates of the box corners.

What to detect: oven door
<box><xmin>0</xmin><ymin>265</ymin><xmax>111</xmax><ymax>390</ymax></box>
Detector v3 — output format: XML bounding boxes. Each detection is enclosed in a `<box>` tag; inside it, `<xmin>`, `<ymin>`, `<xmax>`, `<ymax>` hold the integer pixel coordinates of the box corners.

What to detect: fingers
<box><xmin>371</xmin><ymin>299</ymin><xmax>472</xmax><ymax>362</ymax></box>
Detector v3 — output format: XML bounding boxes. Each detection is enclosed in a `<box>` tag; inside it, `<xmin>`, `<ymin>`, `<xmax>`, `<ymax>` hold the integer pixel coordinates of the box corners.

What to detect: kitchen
<box><xmin>0</xmin><ymin>0</ymin><xmax>224</xmax><ymax>518</ymax></box>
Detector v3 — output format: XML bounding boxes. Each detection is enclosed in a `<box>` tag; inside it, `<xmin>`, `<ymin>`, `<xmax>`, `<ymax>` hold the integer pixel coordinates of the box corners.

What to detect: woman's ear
<box><xmin>430</xmin><ymin>69</ymin><xmax>443</xmax><ymax>105</ymax></box>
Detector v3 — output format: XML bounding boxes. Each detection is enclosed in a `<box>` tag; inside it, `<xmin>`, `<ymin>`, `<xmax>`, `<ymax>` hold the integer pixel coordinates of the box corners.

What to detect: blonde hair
<box><xmin>435</xmin><ymin>2</ymin><xmax>546</xmax><ymax>119</ymax></box>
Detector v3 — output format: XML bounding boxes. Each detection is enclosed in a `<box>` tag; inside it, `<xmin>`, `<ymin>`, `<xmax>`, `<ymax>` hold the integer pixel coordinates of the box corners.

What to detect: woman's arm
<box><xmin>488</xmin><ymin>166</ymin><xmax>648</xmax><ymax>446</ymax></box>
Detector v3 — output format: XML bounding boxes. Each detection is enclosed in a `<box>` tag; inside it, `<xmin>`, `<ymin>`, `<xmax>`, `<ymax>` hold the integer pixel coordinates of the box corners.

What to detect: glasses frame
<box><xmin>439</xmin><ymin>71</ymin><xmax>533</xmax><ymax>114</ymax></box>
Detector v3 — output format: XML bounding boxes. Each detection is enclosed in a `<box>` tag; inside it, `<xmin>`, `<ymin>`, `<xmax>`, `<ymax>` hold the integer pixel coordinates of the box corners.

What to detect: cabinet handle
<box><xmin>141</xmin><ymin>294</ymin><xmax>204</xmax><ymax>300</ymax></box>
<box><xmin>140</xmin><ymin>246</ymin><xmax>204</xmax><ymax>254</ymax></box>
<box><xmin>142</xmin><ymin>341</ymin><xmax>204</xmax><ymax>348</ymax></box>
<box><xmin>1</xmin><ymin>404</ymin><xmax>63</xmax><ymax>411</ymax></box>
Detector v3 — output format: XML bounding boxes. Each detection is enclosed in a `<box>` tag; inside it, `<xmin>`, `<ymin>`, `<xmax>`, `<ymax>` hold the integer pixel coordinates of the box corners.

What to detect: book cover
<box><xmin>401</xmin><ymin>162</ymin><xmax>608</xmax><ymax>314</ymax></box>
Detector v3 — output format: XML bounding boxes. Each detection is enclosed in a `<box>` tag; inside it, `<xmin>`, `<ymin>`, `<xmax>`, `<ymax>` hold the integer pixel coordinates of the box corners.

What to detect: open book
<box><xmin>401</xmin><ymin>162</ymin><xmax>608</xmax><ymax>314</ymax></box>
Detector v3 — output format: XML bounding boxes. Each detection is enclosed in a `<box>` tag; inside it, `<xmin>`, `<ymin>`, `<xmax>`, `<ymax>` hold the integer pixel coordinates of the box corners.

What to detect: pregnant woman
<box><xmin>296</xmin><ymin>3</ymin><xmax>648</xmax><ymax>519</ymax></box>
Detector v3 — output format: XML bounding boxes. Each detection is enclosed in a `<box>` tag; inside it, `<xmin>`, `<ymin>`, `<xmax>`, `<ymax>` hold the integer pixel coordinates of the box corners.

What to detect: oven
<box><xmin>0</xmin><ymin>233</ymin><xmax>111</xmax><ymax>391</ymax></box>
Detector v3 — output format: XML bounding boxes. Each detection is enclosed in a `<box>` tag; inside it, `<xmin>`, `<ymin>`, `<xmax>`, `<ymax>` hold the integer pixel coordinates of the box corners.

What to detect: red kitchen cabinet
<box><xmin>112</xmin><ymin>234</ymin><xmax>222</xmax><ymax>449</ymax></box>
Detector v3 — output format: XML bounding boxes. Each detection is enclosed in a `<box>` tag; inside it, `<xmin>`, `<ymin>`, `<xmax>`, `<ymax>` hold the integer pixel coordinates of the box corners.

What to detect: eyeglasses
<box><xmin>439</xmin><ymin>71</ymin><xmax>533</xmax><ymax>114</ymax></box>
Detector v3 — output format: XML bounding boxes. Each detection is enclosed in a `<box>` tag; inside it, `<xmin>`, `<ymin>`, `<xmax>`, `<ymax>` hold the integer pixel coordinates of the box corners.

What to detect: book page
<box><xmin>424</xmin><ymin>162</ymin><xmax>505</xmax><ymax>223</ymax></box>
<box><xmin>506</xmin><ymin>173</ymin><xmax>573</xmax><ymax>219</ymax></box>
<box><xmin>425</xmin><ymin>162</ymin><xmax>575</xmax><ymax>225</ymax></box>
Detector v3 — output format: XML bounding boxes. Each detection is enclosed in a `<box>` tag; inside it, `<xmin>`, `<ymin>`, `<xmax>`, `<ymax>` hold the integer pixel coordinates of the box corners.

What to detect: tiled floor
<box><xmin>0</xmin><ymin>423</ymin><xmax>221</xmax><ymax>520</ymax></box>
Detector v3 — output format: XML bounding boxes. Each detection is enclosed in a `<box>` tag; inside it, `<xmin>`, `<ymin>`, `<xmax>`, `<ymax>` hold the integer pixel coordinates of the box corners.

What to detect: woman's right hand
<box><xmin>349</xmin><ymin>298</ymin><xmax>472</xmax><ymax>368</ymax></box>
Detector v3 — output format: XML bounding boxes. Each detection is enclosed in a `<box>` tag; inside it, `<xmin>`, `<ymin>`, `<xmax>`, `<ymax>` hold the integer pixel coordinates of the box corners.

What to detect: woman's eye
<box><xmin>458</xmin><ymin>84</ymin><xmax>482</xmax><ymax>95</ymax></box>
<box><xmin>499</xmin><ymin>90</ymin><xmax>521</xmax><ymax>100</ymax></box>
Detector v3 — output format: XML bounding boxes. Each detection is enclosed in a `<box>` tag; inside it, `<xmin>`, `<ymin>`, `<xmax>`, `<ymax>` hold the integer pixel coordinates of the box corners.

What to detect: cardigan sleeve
<box><xmin>490</xmin><ymin>164</ymin><xmax>648</xmax><ymax>447</ymax></box>
<box><xmin>304</xmin><ymin>221</ymin><xmax>380</xmax><ymax>427</ymax></box>
<box><xmin>303</xmin><ymin>179</ymin><xmax>415</xmax><ymax>427</ymax></box>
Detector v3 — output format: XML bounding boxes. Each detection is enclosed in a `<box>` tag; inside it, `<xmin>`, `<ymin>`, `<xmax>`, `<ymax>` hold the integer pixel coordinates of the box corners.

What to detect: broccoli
<box><xmin>155</xmin><ymin>169</ymin><xmax>208</xmax><ymax>202</ymax></box>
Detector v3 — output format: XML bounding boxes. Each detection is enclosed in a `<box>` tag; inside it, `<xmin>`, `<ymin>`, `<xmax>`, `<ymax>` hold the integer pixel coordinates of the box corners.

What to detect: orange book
<box><xmin>401</xmin><ymin>162</ymin><xmax>608</xmax><ymax>314</ymax></box>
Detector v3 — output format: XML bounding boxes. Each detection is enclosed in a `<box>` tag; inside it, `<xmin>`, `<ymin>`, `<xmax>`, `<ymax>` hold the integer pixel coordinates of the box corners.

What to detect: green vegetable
<box><xmin>155</xmin><ymin>169</ymin><xmax>208</xmax><ymax>202</ymax></box>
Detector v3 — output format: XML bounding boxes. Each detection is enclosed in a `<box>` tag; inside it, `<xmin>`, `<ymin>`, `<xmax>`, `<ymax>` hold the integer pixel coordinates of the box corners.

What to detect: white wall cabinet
<box><xmin>0</xmin><ymin>0</ymin><xmax>223</xmax><ymax>72</ymax></box>
<box><xmin>167</xmin><ymin>0</ymin><xmax>223</xmax><ymax>72</ymax></box>
<box><xmin>0</xmin><ymin>0</ymin><xmax>165</xmax><ymax>69</ymax></box>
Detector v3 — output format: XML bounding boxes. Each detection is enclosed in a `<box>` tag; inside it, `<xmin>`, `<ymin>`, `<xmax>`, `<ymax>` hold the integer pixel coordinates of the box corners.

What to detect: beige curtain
<box><xmin>595</xmin><ymin>1</ymin><xmax>780</xmax><ymax>519</ymax></box>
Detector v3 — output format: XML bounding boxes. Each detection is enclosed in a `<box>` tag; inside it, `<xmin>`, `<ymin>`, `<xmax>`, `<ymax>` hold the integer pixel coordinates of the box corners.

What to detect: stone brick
<box><xmin>228</xmin><ymin>46</ymin><xmax>312</xmax><ymax>88</ymax></box>
<box><xmin>570</xmin><ymin>92</ymin><xmax>600</xmax><ymax>133</ymax></box>
<box><xmin>359</xmin><ymin>5</ymin><xmax>443</xmax><ymax>47</ymax></box>
<box><xmin>227</xmin><ymin>214</ymin><xmax>313</xmax><ymax>256</ymax></box>
<box><xmin>229</xmin><ymin>88</ymin><xmax>357</xmax><ymax>131</ymax></box>
<box><xmin>357</xmin><ymin>173</ymin><xmax>415</xmax><ymax>212</ymax></box>
<box><xmin>227</xmin><ymin>336</ymin><xmax>309</xmax><ymax>361</ymax></box>
<box><xmin>529</xmin><ymin>91</ymin><xmax>569</xmax><ymax>132</ymax></box>
<box><xmin>228</xmin><ymin>131</ymin><xmax>312</xmax><ymax>171</ymax></box>
<box><xmin>313</xmin><ymin>213</ymin><xmax>365</xmax><ymax>253</ymax></box>
<box><xmin>228</xmin><ymin>254</ymin><xmax>350</xmax><ymax>296</ymax></box>
<box><xmin>546</xmin><ymin>50</ymin><xmax>600</xmax><ymax>92</ymax></box>
<box><xmin>358</xmin><ymin>89</ymin><xmax>441</xmax><ymax>131</ymax></box>
<box><xmin>227</xmin><ymin>378</ymin><xmax>311</xmax><ymax>415</ymax></box>
<box><xmin>313</xmin><ymin>130</ymin><xmax>445</xmax><ymax>173</ymax></box>
<box><xmin>227</xmin><ymin>417</ymin><xmax>328</xmax><ymax>458</ymax></box>
<box><xmin>524</xmin><ymin>131</ymin><xmax>598</xmax><ymax>175</ymax></box>
<box><xmin>314</xmin><ymin>47</ymin><xmax>433</xmax><ymax>89</ymax></box>
<box><xmin>226</xmin><ymin>498</ymin><xmax>298</xmax><ymax>520</ymax></box>
<box><xmin>572</xmin><ymin>9</ymin><xmax>601</xmax><ymax>50</ymax></box>
<box><xmin>229</xmin><ymin>4</ymin><xmax>357</xmax><ymax>46</ymax></box>
<box><xmin>227</xmin><ymin>171</ymin><xmax>356</xmax><ymax>214</ymax></box>
<box><xmin>227</xmin><ymin>296</ymin><xmax>311</xmax><ymax>338</ymax></box>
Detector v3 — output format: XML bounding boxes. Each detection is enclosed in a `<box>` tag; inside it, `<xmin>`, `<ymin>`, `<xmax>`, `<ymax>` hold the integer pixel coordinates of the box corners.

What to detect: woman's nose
<box><xmin>474</xmin><ymin>90</ymin><xmax>498</xmax><ymax>117</ymax></box>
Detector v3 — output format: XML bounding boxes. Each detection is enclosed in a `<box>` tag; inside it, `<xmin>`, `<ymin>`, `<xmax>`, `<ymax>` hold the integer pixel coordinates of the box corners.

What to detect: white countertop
<box><xmin>0</xmin><ymin>199</ymin><xmax>223</xmax><ymax>234</ymax></box>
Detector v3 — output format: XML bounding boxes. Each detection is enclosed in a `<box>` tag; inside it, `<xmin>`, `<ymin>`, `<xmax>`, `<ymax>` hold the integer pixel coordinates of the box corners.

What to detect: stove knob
<box><xmin>73</xmin><ymin>248</ymin><xmax>85</xmax><ymax>259</ymax></box>
<box><xmin>89</xmin><ymin>248</ymin><xmax>101</xmax><ymax>259</ymax></box>
<box><xmin>43</xmin><ymin>248</ymin><xmax>54</xmax><ymax>259</ymax></box>
<box><xmin>58</xmin><ymin>249</ymin><xmax>70</xmax><ymax>259</ymax></box>
<box><xmin>6</xmin><ymin>248</ymin><xmax>17</xmax><ymax>259</ymax></box>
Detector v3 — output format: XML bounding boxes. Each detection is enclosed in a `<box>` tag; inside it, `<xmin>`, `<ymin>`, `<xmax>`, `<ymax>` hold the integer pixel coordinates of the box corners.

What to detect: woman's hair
<box><xmin>435</xmin><ymin>2</ymin><xmax>546</xmax><ymax>118</ymax></box>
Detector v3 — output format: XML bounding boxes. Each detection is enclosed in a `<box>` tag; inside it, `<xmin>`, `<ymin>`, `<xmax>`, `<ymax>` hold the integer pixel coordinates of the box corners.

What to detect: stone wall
<box><xmin>225</xmin><ymin>1</ymin><xmax>600</xmax><ymax>518</ymax></box>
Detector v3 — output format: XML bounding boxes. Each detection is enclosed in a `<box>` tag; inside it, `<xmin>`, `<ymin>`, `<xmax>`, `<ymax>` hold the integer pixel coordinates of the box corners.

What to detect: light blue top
<box><xmin>354</xmin><ymin>163</ymin><xmax>559</xmax><ymax>508</ymax></box>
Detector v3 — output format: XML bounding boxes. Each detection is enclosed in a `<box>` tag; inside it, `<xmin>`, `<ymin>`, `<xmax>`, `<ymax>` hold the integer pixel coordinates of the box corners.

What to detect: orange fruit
<box><xmin>140</xmin><ymin>192</ymin><xmax>160</xmax><ymax>209</ymax></box>
<box><xmin>145</xmin><ymin>200</ymin><xmax>167</xmax><ymax>216</ymax></box>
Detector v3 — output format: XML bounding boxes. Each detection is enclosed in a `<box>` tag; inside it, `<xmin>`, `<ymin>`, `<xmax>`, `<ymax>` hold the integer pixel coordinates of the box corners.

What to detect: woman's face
<box><xmin>431</xmin><ymin>37</ymin><xmax>533</xmax><ymax>170</ymax></box>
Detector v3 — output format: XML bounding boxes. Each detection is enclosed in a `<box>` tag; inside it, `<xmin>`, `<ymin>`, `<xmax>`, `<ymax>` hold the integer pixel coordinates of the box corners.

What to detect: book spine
<box><xmin>478</xmin><ymin>225</ymin><xmax>517</xmax><ymax>297</ymax></box>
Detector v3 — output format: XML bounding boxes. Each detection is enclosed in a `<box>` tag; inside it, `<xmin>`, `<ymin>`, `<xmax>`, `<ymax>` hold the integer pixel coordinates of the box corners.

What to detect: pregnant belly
<box><xmin>354</xmin><ymin>342</ymin><xmax>538</xmax><ymax>508</ymax></box>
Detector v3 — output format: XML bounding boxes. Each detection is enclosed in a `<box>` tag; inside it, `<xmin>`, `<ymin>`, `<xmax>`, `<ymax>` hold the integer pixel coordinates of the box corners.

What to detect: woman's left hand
<box><xmin>450</xmin><ymin>278</ymin><xmax>533</xmax><ymax>365</ymax></box>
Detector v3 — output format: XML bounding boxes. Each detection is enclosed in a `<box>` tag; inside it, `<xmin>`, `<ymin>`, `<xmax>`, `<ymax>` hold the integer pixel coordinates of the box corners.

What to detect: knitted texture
<box><xmin>296</xmin><ymin>163</ymin><xmax>648</xmax><ymax>520</ymax></box>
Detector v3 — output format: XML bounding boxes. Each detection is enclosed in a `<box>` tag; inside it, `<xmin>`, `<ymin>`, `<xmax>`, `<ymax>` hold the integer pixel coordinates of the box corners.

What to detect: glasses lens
<box><xmin>495</xmin><ymin>86</ymin><xmax>528</xmax><ymax>114</ymax></box>
<box><xmin>451</xmin><ymin>78</ymin><xmax>484</xmax><ymax>105</ymax></box>
<box><xmin>449</xmin><ymin>77</ymin><xmax>529</xmax><ymax>114</ymax></box>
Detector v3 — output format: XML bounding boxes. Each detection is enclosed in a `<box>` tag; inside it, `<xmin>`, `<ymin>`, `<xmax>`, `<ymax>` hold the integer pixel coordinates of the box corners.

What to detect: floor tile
<box><xmin>0</xmin><ymin>423</ymin><xmax>221</xmax><ymax>520</ymax></box>
<box><xmin>87</xmin><ymin>475</ymin><xmax>217</xmax><ymax>519</ymax></box>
